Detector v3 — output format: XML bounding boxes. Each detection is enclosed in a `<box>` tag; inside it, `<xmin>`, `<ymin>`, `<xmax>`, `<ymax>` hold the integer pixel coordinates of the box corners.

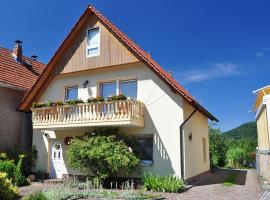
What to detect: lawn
<box><xmin>223</xmin><ymin>173</ymin><xmax>237</xmax><ymax>187</ymax></box>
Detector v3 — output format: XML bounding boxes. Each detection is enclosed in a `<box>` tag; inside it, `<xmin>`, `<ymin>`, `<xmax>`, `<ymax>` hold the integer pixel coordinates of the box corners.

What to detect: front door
<box><xmin>50</xmin><ymin>142</ymin><xmax>63</xmax><ymax>179</ymax></box>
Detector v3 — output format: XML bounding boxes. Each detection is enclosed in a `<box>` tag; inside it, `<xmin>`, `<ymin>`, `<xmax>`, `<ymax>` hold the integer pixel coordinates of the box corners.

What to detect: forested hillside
<box><xmin>223</xmin><ymin>122</ymin><xmax>257</xmax><ymax>140</ymax></box>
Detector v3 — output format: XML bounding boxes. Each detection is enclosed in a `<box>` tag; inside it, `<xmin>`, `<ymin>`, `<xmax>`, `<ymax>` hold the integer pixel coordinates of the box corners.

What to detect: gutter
<box><xmin>180</xmin><ymin>107</ymin><xmax>198</xmax><ymax>180</ymax></box>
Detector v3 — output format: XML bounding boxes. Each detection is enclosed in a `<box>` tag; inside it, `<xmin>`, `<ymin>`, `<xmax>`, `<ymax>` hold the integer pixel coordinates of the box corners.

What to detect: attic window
<box><xmin>86</xmin><ymin>27</ymin><xmax>100</xmax><ymax>57</ymax></box>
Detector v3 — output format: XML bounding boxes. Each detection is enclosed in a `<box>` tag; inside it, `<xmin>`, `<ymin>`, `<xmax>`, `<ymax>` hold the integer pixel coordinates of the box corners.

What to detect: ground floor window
<box><xmin>134</xmin><ymin>135</ymin><xmax>153</xmax><ymax>165</ymax></box>
<box><xmin>202</xmin><ymin>138</ymin><xmax>206</xmax><ymax>162</ymax></box>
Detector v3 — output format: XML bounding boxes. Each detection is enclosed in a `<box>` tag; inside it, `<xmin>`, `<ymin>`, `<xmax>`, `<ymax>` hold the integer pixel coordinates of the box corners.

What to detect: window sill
<box><xmin>140</xmin><ymin>160</ymin><xmax>153</xmax><ymax>166</ymax></box>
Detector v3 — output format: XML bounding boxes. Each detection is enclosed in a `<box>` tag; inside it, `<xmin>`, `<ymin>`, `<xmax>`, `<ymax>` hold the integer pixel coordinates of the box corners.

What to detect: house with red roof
<box><xmin>0</xmin><ymin>41</ymin><xmax>45</xmax><ymax>151</ymax></box>
<box><xmin>18</xmin><ymin>5</ymin><xmax>217</xmax><ymax>180</ymax></box>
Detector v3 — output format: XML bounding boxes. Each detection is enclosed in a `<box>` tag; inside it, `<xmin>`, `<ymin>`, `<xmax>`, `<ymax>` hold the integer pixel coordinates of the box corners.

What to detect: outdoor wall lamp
<box><xmin>83</xmin><ymin>80</ymin><xmax>89</xmax><ymax>88</ymax></box>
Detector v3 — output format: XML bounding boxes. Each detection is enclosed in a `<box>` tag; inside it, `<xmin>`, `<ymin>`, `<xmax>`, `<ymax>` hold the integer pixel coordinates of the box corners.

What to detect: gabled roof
<box><xmin>18</xmin><ymin>5</ymin><xmax>218</xmax><ymax>122</ymax></box>
<box><xmin>0</xmin><ymin>47</ymin><xmax>46</xmax><ymax>91</ymax></box>
<box><xmin>253</xmin><ymin>85</ymin><xmax>270</xmax><ymax>111</ymax></box>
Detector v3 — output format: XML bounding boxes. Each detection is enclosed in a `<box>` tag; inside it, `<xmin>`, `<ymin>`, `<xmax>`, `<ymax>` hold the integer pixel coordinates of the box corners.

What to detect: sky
<box><xmin>1</xmin><ymin>0</ymin><xmax>270</xmax><ymax>131</ymax></box>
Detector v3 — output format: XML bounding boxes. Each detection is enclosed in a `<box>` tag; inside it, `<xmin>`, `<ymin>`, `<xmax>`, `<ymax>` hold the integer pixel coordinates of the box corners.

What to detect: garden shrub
<box><xmin>226</xmin><ymin>147</ymin><xmax>249</xmax><ymax>168</ymax></box>
<box><xmin>0</xmin><ymin>159</ymin><xmax>16</xmax><ymax>180</ymax></box>
<box><xmin>143</xmin><ymin>174</ymin><xmax>185</xmax><ymax>193</ymax></box>
<box><xmin>14</xmin><ymin>154</ymin><xmax>29</xmax><ymax>186</ymax></box>
<box><xmin>0</xmin><ymin>172</ymin><xmax>18</xmax><ymax>200</ymax></box>
<box><xmin>67</xmin><ymin>135</ymin><xmax>139</xmax><ymax>181</ymax></box>
<box><xmin>22</xmin><ymin>191</ymin><xmax>48</xmax><ymax>200</ymax></box>
<box><xmin>0</xmin><ymin>152</ymin><xmax>30</xmax><ymax>186</ymax></box>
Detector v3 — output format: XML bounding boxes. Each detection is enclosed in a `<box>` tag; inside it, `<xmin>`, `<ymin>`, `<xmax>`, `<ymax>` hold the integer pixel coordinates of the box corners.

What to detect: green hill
<box><xmin>223</xmin><ymin>121</ymin><xmax>257</xmax><ymax>140</ymax></box>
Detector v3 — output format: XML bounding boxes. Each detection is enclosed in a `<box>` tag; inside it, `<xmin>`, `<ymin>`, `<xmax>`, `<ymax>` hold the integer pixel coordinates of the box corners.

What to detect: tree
<box><xmin>66</xmin><ymin>135</ymin><xmax>139</xmax><ymax>181</ymax></box>
<box><xmin>209</xmin><ymin>125</ymin><xmax>228</xmax><ymax>167</ymax></box>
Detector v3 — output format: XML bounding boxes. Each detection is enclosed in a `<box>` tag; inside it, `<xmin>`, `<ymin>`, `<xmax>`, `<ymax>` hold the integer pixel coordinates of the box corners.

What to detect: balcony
<box><xmin>32</xmin><ymin>99</ymin><xmax>144</xmax><ymax>130</ymax></box>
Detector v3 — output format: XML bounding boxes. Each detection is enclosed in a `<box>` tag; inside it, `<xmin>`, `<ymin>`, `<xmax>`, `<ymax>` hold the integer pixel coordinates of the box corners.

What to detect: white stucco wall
<box><xmin>183</xmin><ymin>101</ymin><xmax>210</xmax><ymax>179</ymax></box>
<box><xmin>33</xmin><ymin>62</ymin><xmax>186</xmax><ymax>177</ymax></box>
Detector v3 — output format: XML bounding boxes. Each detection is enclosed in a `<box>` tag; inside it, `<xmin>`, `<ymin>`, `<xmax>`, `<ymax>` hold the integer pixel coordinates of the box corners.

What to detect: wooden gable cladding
<box><xmin>55</xmin><ymin>13</ymin><xmax>139</xmax><ymax>75</ymax></box>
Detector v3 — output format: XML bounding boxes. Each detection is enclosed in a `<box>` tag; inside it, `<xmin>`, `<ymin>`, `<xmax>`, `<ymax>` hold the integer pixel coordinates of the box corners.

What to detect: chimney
<box><xmin>31</xmin><ymin>55</ymin><xmax>38</xmax><ymax>61</ymax></box>
<box><xmin>13</xmin><ymin>40</ymin><xmax>23</xmax><ymax>60</ymax></box>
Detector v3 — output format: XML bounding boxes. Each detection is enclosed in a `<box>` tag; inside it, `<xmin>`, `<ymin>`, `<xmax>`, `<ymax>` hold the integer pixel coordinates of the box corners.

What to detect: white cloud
<box><xmin>178</xmin><ymin>63</ymin><xmax>239</xmax><ymax>83</ymax></box>
<box><xmin>256</xmin><ymin>52</ymin><xmax>264</xmax><ymax>58</ymax></box>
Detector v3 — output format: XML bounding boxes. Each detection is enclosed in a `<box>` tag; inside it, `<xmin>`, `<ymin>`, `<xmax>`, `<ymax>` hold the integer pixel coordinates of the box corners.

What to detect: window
<box><xmin>87</xmin><ymin>28</ymin><xmax>100</xmax><ymax>57</ymax></box>
<box><xmin>134</xmin><ymin>136</ymin><xmax>153</xmax><ymax>165</ymax></box>
<box><xmin>100</xmin><ymin>82</ymin><xmax>117</xmax><ymax>98</ymax></box>
<box><xmin>202</xmin><ymin>138</ymin><xmax>207</xmax><ymax>162</ymax></box>
<box><xmin>99</xmin><ymin>79</ymin><xmax>137</xmax><ymax>99</ymax></box>
<box><xmin>120</xmin><ymin>80</ymin><xmax>137</xmax><ymax>99</ymax></box>
<box><xmin>65</xmin><ymin>87</ymin><xmax>78</xmax><ymax>101</ymax></box>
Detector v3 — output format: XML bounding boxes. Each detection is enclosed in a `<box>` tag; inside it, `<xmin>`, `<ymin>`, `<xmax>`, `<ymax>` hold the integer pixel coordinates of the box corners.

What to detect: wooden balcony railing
<box><xmin>32</xmin><ymin>99</ymin><xmax>144</xmax><ymax>129</ymax></box>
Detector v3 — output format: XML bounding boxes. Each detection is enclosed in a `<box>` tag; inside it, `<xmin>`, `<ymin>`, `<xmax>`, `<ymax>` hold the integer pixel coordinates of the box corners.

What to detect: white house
<box><xmin>19</xmin><ymin>5</ymin><xmax>218</xmax><ymax>180</ymax></box>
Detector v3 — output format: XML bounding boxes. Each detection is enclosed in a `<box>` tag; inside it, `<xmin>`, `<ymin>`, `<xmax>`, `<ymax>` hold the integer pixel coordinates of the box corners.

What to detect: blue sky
<box><xmin>1</xmin><ymin>0</ymin><xmax>269</xmax><ymax>131</ymax></box>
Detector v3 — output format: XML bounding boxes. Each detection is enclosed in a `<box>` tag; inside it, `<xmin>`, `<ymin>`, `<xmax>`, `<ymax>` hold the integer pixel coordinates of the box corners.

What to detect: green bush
<box><xmin>0</xmin><ymin>172</ymin><xmax>18</xmax><ymax>200</ymax></box>
<box><xmin>0</xmin><ymin>153</ymin><xmax>29</xmax><ymax>186</ymax></box>
<box><xmin>23</xmin><ymin>191</ymin><xmax>48</xmax><ymax>200</ymax></box>
<box><xmin>143</xmin><ymin>174</ymin><xmax>185</xmax><ymax>193</ymax></box>
<box><xmin>226</xmin><ymin>148</ymin><xmax>249</xmax><ymax>168</ymax></box>
<box><xmin>66</xmin><ymin>135</ymin><xmax>139</xmax><ymax>181</ymax></box>
<box><xmin>14</xmin><ymin>155</ymin><xmax>29</xmax><ymax>186</ymax></box>
<box><xmin>4</xmin><ymin>146</ymin><xmax>38</xmax><ymax>176</ymax></box>
<box><xmin>0</xmin><ymin>160</ymin><xmax>16</xmax><ymax>180</ymax></box>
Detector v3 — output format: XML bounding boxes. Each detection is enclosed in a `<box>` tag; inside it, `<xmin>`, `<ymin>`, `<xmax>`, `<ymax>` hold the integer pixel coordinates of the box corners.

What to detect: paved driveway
<box><xmin>169</xmin><ymin>169</ymin><xmax>263</xmax><ymax>200</ymax></box>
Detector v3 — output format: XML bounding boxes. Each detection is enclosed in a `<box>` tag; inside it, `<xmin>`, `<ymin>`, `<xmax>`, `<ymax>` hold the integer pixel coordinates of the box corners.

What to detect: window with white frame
<box><xmin>87</xmin><ymin>28</ymin><xmax>100</xmax><ymax>57</ymax></box>
<box><xmin>65</xmin><ymin>87</ymin><xmax>78</xmax><ymax>100</ymax></box>
<box><xmin>99</xmin><ymin>79</ymin><xmax>137</xmax><ymax>99</ymax></box>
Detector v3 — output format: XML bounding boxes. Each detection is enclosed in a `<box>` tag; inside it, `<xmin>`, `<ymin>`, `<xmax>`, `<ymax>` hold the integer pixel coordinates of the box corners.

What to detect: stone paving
<box><xmin>169</xmin><ymin>169</ymin><xmax>264</xmax><ymax>200</ymax></box>
<box><xmin>19</xmin><ymin>169</ymin><xmax>265</xmax><ymax>200</ymax></box>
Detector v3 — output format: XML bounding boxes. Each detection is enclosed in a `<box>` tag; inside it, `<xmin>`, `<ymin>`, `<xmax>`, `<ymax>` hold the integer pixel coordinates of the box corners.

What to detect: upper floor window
<box><xmin>65</xmin><ymin>87</ymin><xmax>78</xmax><ymax>100</ymax></box>
<box><xmin>87</xmin><ymin>28</ymin><xmax>100</xmax><ymax>57</ymax></box>
<box><xmin>99</xmin><ymin>79</ymin><xmax>137</xmax><ymax>99</ymax></box>
<box><xmin>100</xmin><ymin>82</ymin><xmax>117</xmax><ymax>99</ymax></box>
<box><xmin>120</xmin><ymin>80</ymin><xmax>137</xmax><ymax>99</ymax></box>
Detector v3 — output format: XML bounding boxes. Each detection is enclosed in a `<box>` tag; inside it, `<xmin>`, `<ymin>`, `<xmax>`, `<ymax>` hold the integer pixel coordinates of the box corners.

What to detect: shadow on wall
<box><xmin>119</xmin><ymin>108</ymin><xmax>175</xmax><ymax>177</ymax></box>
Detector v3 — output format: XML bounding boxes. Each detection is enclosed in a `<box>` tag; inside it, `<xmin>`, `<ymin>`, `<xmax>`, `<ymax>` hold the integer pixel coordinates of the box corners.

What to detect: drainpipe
<box><xmin>180</xmin><ymin>107</ymin><xmax>198</xmax><ymax>180</ymax></box>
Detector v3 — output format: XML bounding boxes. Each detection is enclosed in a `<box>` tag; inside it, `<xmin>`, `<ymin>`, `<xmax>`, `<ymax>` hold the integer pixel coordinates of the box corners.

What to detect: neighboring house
<box><xmin>0</xmin><ymin>42</ymin><xmax>45</xmax><ymax>151</ymax></box>
<box><xmin>19</xmin><ymin>5</ymin><xmax>218</xmax><ymax>180</ymax></box>
<box><xmin>253</xmin><ymin>85</ymin><xmax>270</xmax><ymax>180</ymax></box>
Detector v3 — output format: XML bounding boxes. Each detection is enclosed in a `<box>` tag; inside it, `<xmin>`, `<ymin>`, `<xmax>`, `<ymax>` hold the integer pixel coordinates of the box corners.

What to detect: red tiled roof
<box><xmin>19</xmin><ymin>5</ymin><xmax>218</xmax><ymax>122</ymax></box>
<box><xmin>0</xmin><ymin>47</ymin><xmax>46</xmax><ymax>91</ymax></box>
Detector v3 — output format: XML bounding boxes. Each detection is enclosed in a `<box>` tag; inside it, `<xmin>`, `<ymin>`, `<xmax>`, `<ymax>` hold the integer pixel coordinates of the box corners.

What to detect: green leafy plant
<box><xmin>22</xmin><ymin>191</ymin><xmax>48</xmax><ymax>200</ymax></box>
<box><xmin>0</xmin><ymin>159</ymin><xmax>16</xmax><ymax>180</ymax></box>
<box><xmin>66</xmin><ymin>135</ymin><xmax>139</xmax><ymax>181</ymax></box>
<box><xmin>107</xmin><ymin>94</ymin><xmax>127</xmax><ymax>101</ymax></box>
<box><xmin>87</xmin><ymin>96</ymin><xmax>105</xmax><ymax>103</ymax></box>
<box><xmin>209</xmin><ymin>125</ymin><xmax>228</xmax><ymax>167</ymax></box>
<box><xmin>143</xmin><ymin>174</ymin><xmax>185</xmax><ymax>193</ymax></box>
<box><xmin>226</xmin><ymin>148</ymin><xmax>249</xmax><ymax>168</ymax></box>
<box><xmin>0</xmin><ymin>172</ymin><xmax>18</xmax><ymax>200</ymax></box>
<box><xmin>65</xmin><ymin>99</ymin><xmax>84</xmax><ymax>105</ymax></box>
<box><xmin>32</xmin><ymin>103</ymin><xmax>47</xmax><ymax>108</ymax></box>
<box><xmin>52</xmin><ymin>101</ymin><xmax>64</xmax><ymax>107</ymax></box>
<box><xmin>14</xmin><ymin>154</ymin><xmax>29</xmax><ymax>186</ymax></box>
